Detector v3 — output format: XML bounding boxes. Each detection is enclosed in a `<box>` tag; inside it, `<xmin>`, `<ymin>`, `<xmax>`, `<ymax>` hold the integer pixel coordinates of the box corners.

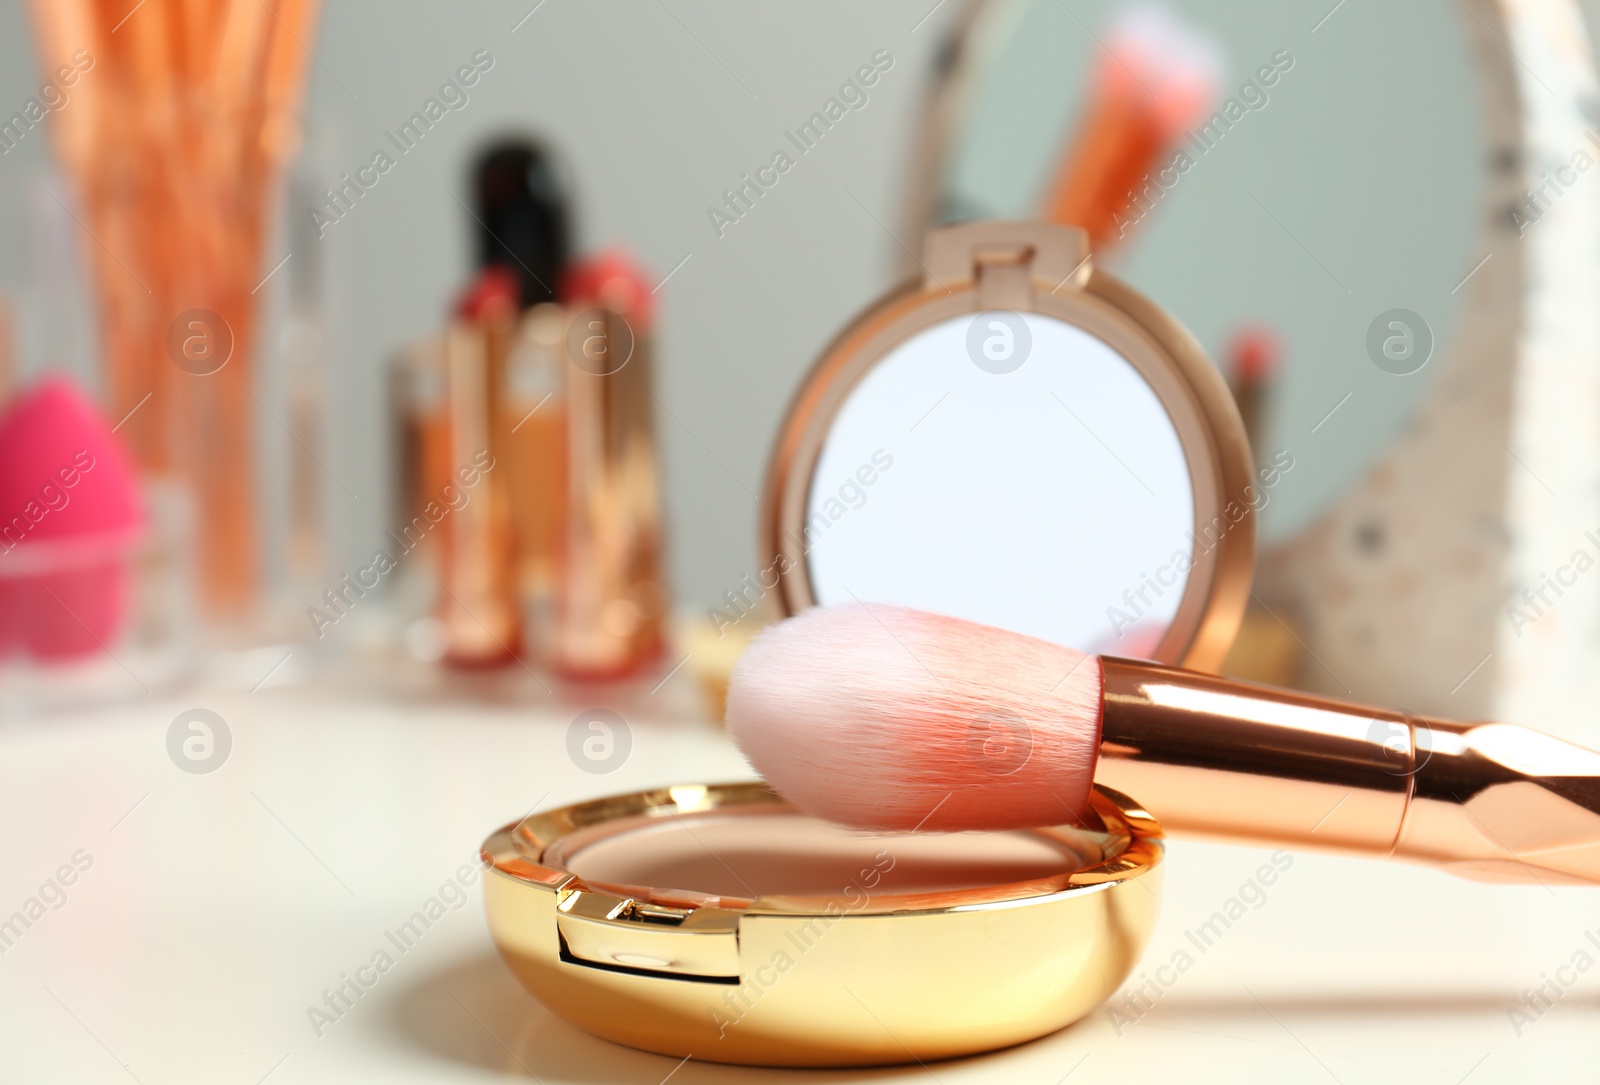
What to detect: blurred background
<box><xmin>3</xmin><ymin>0</ymin><xmax>1589</xmax><ymax>679</ymax></box>
<box><xmin>0</xmin><ymin>2</ymin><xmax>1587</xmax><ymax>656</ymax></box>
<box><xmin>0</xmin><ymin>0</ymin><xmax>1598</xmax><ymax>734</ymax></box>
<box><xmin>1</xmin><ymin>1</ymin><xmax>937</xmax><ymax>639</ymax></box>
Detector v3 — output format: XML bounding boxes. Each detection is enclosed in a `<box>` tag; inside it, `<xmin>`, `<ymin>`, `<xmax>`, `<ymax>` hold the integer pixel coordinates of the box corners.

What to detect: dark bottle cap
<box><xmin>471</xmin><ymin>139</ymin><xmax>570</xmax><ymax>309</ymax></box>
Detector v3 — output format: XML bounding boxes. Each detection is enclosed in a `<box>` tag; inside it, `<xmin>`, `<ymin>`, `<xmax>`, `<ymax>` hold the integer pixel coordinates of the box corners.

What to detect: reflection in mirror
<box><xmin>805</xmin><ymin>312</ymin><xmax>1193</xmax><ymax>656</ymax></box>
<box><xmin>912</xmin><ymin>0</ymin><xmax>1481</xmax><ymax>546</ymax></box>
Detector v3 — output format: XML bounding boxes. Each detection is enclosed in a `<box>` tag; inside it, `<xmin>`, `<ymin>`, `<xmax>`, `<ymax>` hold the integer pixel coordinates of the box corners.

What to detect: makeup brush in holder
<box><xmin>27</xmin><ymin>0</ymin><xmax>322</xmax><ymax>620</ymax></box>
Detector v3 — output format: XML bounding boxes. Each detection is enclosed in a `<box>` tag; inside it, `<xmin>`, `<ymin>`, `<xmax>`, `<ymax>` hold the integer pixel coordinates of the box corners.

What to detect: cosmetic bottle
<box><xmin>389</xmin><ymin>335</ymin><xmax>448</xmax><ymax>566</ymax></box>
<box><xmin>436</xmin><ymin>268</ymin><xmax>521</xmax><ymax>667</ymax></box>
<box><xmin>503</xmin><ymin>305</ymin><xmax>569</xmax><ymax>652</ymax></box>
<box><xmin>475</xmin><ymin>139</ymin><xmax>573</xmax><ymax>653</ymax></box>
<box><xmin>554</xmin><ymin>251</ymin><xmax>667</xmax><ymax>681</ymax></box>
<box><xmin>388</xmin><ymin>137</ymin><xmax>571</xmax><ymax>660</ymax></box>
<box><xmin>472</xmin><ymin>140</ymin><xmax>569</xmax><ymax>311</ymax></box>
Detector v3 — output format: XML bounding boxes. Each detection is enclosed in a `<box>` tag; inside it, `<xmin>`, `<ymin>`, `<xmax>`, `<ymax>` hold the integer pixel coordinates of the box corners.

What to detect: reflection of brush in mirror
<box><xmin>1039</xmin><ymin>3</ymin><xmax>1222</xmax><ymax>251</ymax></box>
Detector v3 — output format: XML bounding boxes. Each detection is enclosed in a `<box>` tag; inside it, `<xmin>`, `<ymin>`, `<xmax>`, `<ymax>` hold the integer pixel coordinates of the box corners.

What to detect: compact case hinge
<box><xmin>555</xmin><ymin>886</ymin><xmax>742</xmax><ymax>981</ymax></box>
<box><xmin>922</xmin><ymin>221</ymin><xmax>1093</xmax><ymax>299</ymax></box>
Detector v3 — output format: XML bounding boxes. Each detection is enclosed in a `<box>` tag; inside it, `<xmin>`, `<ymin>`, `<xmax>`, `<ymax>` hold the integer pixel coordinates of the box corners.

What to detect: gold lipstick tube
<box><xmin>1097</xmin><ymin>657</ymin><xmax>1600</xmax><ymax>885</ymax></box>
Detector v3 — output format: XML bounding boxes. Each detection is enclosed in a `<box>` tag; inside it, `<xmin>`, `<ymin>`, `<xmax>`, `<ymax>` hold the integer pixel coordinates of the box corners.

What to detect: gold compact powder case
<box><xmin>482</xmin><ymin>782</ymin><xmax>1161</xmax><ymax>1066</ymax></box>
<box><xmin>482</xmin><ymin>221</ymin><xmax>1255</xmax><ymax>1066</ymax></box>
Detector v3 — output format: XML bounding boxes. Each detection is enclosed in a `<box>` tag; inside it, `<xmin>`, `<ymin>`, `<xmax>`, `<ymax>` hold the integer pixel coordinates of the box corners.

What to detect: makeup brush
<box><xmin>726</xmin><ymin>603</ymin><xmax>1600</xmax><ymax>886</ymax></box>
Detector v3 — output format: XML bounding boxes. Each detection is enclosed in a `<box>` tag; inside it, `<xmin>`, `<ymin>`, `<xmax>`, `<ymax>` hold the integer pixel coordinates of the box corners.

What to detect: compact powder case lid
<box><xmin>762</xmin><ymin>220</ymin><xmax>1255</xmax><ymax>669</ymax></box>
<box><xmin>483</xmin><ymin>221</ymin><xmax>1249</xmax><ymax>1067</ymax></box>
<box><xmin>481</xmin><ymin>782</ymin><xmax>1162</xmax><ymax>1067</ymax></box>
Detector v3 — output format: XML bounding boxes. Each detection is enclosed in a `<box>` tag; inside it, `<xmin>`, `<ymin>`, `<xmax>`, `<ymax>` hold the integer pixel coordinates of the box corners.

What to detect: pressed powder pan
<box><xmin>551</xmin><ymin>808</ymin><xmax>1102</xmax><ymax>898</ymax></box>
<box><xmin>482</xmin><ymin>782</ymin><xmax>1162</xmax><ymax>1067</ymax></box>
<box><xmin>484</xmin><ymin>221</ymin><xmax>1255</xmax><ymax>1066</ymax></box>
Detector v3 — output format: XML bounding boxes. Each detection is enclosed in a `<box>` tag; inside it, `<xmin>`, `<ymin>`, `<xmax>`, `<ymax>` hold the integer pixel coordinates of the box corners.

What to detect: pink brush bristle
<box><xmin>0</xmin><ymin>376</ymin><xmax>143</xmax><ymax>661</ymax></box>
<box><xmin>726</xmin><ymin>604</ymin><xmax>1105</xmax><ymax>832</ymax></box>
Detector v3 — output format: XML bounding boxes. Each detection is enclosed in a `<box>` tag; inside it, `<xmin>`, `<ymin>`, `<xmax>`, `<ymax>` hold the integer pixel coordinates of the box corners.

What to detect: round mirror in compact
<box><xmin>763</xmin><ymin>220</ymin><xmax>1254</xmax><ymax>669</ymax></box>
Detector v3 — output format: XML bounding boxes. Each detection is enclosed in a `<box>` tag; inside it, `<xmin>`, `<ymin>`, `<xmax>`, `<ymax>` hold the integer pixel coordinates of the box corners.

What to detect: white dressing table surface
<box><xmin>1</xmin><ymin>678</ymin><xmax>1594</xmax><ymax>1084</ymax></box>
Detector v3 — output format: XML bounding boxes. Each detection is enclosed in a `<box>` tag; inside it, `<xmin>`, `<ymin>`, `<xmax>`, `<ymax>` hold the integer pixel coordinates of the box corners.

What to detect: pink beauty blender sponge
<box><xmin>0</xmin><ymin>377</ymin><xmax>143</xmax><ymax>661</ymax></box>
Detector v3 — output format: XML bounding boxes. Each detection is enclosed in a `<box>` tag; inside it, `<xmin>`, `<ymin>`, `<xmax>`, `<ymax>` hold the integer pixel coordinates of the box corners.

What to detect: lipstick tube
<box><xmin>1097</xmin><ymin>658</ymin><xmax>1600</xmax><ymax>885</ymax></box>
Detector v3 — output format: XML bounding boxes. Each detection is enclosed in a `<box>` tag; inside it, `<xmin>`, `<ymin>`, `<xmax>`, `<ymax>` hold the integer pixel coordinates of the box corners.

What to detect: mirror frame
<box><xmin>760</xmin><ymin>221</ymin><xmax>1256</xmax><ymax>671</ymax></box>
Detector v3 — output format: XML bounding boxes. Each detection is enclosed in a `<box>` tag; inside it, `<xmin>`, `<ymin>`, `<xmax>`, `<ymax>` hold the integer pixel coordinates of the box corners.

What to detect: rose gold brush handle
<box><xmin>1097</xmin><ymin>658</ymin><xmax>1600</xmax><ymax>886</ymax></box>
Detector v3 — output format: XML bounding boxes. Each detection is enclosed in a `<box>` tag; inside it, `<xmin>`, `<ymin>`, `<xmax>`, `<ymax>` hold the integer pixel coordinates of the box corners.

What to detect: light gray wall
<box><xmin>0</xmin><ymin>0</ymin><xmax>1594</xmax><ymax>619</ymax></box>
